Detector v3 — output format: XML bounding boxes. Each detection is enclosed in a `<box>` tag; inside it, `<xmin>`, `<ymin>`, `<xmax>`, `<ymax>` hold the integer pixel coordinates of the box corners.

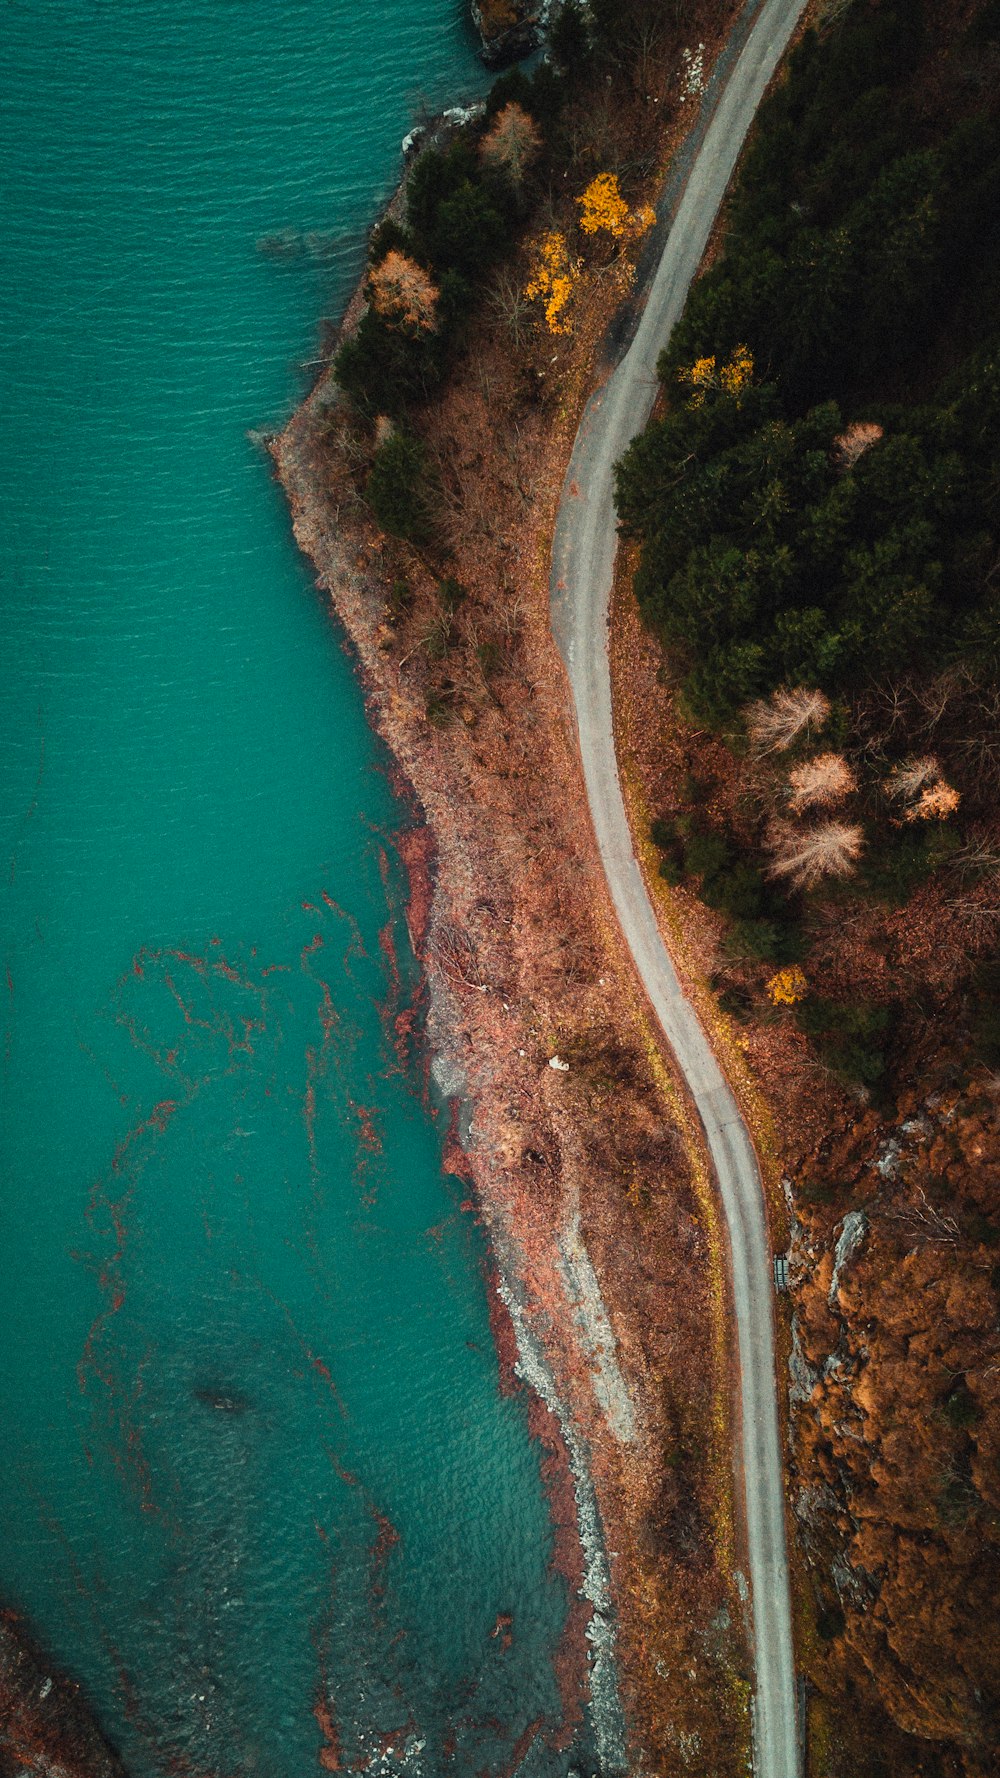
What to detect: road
<box><xmin>549</xmin><ymin>4</ymin><xmax>809</xmax><ymax>1776</ymax></box>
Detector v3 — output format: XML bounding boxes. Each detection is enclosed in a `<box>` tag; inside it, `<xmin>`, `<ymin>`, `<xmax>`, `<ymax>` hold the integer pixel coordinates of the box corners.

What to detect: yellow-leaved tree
<box><xmin>679</xmin><ymin>343</ymin><xmax>754</xmax><ymax>407</ymax></box>
<box><xmin>766</xmin><ymin>966</ymin><xmax>808</xmax><ymax>1007</ymax></box>
<box><xmin>577</xmin><ymin>173</ymin><xmax>655</xmax><ymax>243</ymax></box>
<box><xmin>524</xmin><ymin>231</ymin><xmax>578</xmax><ymax>334</ymax></box>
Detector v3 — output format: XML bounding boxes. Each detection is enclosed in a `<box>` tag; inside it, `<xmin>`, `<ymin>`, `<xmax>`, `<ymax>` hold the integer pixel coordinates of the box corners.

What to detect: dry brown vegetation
<box><xmin>612</xmin><ymin>551</ymin><xmax>1000</xmax><ymax>1776</ymax></box>
<box><xmin>273</xmin><ymin>5</ymin><xmax>762</xmax><ymax>1768</ymax></box>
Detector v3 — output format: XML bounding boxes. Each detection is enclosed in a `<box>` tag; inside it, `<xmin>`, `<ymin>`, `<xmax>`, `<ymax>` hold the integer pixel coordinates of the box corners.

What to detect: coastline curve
<box><xmin>549</xmin><ymin>4</ymin><xmax>809</xmax><ymax>1777</ymax></box>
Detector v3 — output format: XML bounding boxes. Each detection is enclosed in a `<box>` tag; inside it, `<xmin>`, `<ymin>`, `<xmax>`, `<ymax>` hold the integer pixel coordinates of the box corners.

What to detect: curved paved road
<box><xmin>550</xmin><ymin>4</ymin><xmax>808</xmax><ymax>1775</ymax></box>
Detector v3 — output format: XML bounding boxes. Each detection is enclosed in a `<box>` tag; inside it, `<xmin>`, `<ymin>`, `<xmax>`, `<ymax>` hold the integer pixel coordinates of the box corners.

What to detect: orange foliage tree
<box><xmin>886</xmin><ymin>755</ymin><xmax>961</xmax><ymax>821</ymax></box>
<box><xmin>480</xmin><ymin>101</ymin><xmax>542</xmax><ymax>186</ymax></box>
<box><xmin>369</xmin><ymin>251</ymin><xmax>439</xmax><ymax>331</ymax></box>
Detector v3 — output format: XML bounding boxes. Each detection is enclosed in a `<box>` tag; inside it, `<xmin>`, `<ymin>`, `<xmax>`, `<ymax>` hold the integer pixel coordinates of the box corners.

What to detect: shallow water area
<box><xmin>0</xmin><ymin>4</ymin><xmax>584</xmax><ymax>1771</ymax></box>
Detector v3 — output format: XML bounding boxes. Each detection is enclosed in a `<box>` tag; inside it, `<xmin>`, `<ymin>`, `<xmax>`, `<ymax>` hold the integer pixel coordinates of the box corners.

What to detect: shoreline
<box><xmin>272</xmin><ymin>369</ymin><xmax>631</xmax><ymax>1768</ymax></box>
<box><xmin>269</xmin><ymin>12</ymin><xmax>765</xmax><ymax>1760</ymax></box>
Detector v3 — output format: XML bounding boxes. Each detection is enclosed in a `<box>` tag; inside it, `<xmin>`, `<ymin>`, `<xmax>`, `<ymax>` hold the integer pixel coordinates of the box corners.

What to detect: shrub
<box><xmin>334</xmin><ymin>305</ymin><xmax>440</xmax><ymax>417</ymax></box>
<box><xmin>366</xmin><ymin>431</ymin><xmax>437</xmax><ymax>544</ymax></box>
<box><xmin>683</xmin><ymin>829</ymin><xmax>731</xmax><ymax>882</ymax></box>
<box><xmin>798</xmin><ymin>996</ymin><xmax>894</xmax><ymax>1089</ymax></box>
<box><xmin>700</xmin><ymin>859</ymin><xmax>768</xmax><ymax>921</ymax></box>
<box><xmin>717</xmin><ymin>982</ymin><xmax>753</xmax><ymax>1019</ymax></box>
<box><xmin>388</xmin><ymin>578</ymin><xmax>412</xmax><ymax>618</ymax></box>
<box><xmin>970</xmin><ymin>962</ymin><xmax>1000</xmax><ymax>1066</ymax></box>
<box><xmin>368</xmin><ymin>215</ymin><xmax>409</xmax><ymax>264</ymax></box>
<box><xmin>725</xmin><ymin>918</ymin><xmax>784</xmax><ymax>962</ymax></box>
<box><xmin>548</xmin><ymin>2</ymin><xmax>593</xmax><ymax>77</ymax></box>
<box><xmin>861</xmin><ymin>823</ymin><xmax>960</xmax><ymax>905</ymax></box>
<box><xmin>437</xmin><ymin>575</ymin><xmax>466</xmax><ymax>611</ymax></box>
<box><xmin>650</xmin><ymin>815</ymin><xmax>684</xmax><ymax>883</ymax></box>
<box><xmin>966</xmin><ymin>1211</ymin><xmax>1000</xmax><ymax>1248</ymax></box>
<box><xmin>407</xmin><ymin>142</ymin><xmax>514</xmax><ymax>281</ymax></box>
<box><xmin>942</xmin><ymin>1383</ymin><xmax>981</xmax><ymax>1430</ymax></box>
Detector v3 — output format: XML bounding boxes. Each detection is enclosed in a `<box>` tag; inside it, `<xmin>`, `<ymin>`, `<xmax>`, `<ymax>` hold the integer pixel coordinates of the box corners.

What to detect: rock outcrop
<box><xmin>471</xmin><ymin>1</ymin><xmax>547</xmax><ymax>68</ymax></box>
<box><xmin>788</xmin><ymin>1083</ymin><xmax>1000</xmax><ymax>1774</ymax></box>
<box><xmin>0</xmin><ymin>1614</ymin><xmax>125</xmax><ymax>1778</ymax></box>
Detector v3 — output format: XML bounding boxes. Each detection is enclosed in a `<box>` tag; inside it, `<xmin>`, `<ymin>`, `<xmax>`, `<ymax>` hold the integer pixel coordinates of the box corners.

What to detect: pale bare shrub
<box><xmin>886</xmin><ymin>755</ymin><xmax>940</xmax><ymax>803</ymax></box>
<box><xmin>788</xmin><ymin>751</ymin><xmax>857</xmax><ymax>813</ymax></box>
<box><xmin>833</xmin><ymin>420</ymin><xmax>883</xmax><ymax>470</ymax></box>
<box><xmin>767</xmin><ymin>820</ymin><xmax>864</xmax><ymax>890</ymax></box>
<box><xmin>886</xmin><ymin>755</ymin><xmax>961</xmax><ymax>821</ymax></box>
<box><xmin>369</xmin><ymin>251</ymin><xmax>439</xmax><ymax>330</ymax></box>
<box><xmin>746</xmin><ymin>687</ymin><xmax>831</xmax><ymax>754</ymax></box>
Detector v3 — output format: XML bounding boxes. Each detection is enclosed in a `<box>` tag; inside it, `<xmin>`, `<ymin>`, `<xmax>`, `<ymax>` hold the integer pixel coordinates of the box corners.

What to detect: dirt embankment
<box><xmin>271</xmin><ymin>16</ymin><xmax>758</xmax><ymax>1765</ymax></box>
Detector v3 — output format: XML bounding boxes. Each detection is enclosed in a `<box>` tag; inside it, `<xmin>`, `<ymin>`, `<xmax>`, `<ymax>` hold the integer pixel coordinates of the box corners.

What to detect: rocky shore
<box><xmin>471</xmin><ymin>1</ymin><xmax>551</xmax><ymax>69</ymax></box>
<box><xmin>269</xmin><ymin>37</ymin><xmax>754</xmax><ymax>1757</ymax></box>
<box><xmin>0</xmin><ymin>1614</ymin><xmax>125</xmax><ymax>1778</ymax></box>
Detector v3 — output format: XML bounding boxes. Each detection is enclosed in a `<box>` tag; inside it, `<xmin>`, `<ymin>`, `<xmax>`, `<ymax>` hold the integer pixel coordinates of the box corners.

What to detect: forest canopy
<box><xmin>615</xmin><ymin>0</ymin><xmax>1000</xmax><ymax>730</ymax></box>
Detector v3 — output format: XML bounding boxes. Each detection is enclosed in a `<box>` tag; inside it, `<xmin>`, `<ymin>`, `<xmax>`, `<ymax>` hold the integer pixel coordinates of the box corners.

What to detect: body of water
<box><xmin>0</xmin><ymin>4</ymin><xmax>584</xmax><ymax>1771</ymax></box>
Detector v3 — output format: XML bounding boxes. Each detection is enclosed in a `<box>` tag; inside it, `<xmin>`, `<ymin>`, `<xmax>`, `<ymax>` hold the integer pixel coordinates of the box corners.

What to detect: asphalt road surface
<box><xmin>550</xmin><ymin>4</ymin><xmax>809</xmax><ymax>1775</ymax></box>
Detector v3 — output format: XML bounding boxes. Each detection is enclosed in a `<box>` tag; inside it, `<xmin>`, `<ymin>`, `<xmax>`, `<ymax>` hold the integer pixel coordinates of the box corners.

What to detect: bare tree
<box><xmin>432</xmin><ymin>923</ymin><xmax>486</xmax><ymax>993</ymax></box>
<box><xmin>788</xmin><ymin>751</ymin><xmax>857</xmax><ymax>813</ymax></box>
<box><xmin>880</xmin><ymin>1185</ymin><xmax>959</xmax><ymax>1247</ymax></box>
<box><xmin>886</xmin><ymin>755</ymin><xmax>940</xmax><ymax>803</ymax></box>
<box><xmin>746</xmin><ymin>686</ymin><xmax>831</xmax><ymax>754</ymax></box>
<box><xmin>767</xmin><ymin>820</ymin><xmax>864</xmax><ymax>890</ymax></box>
<box><xmin>832</xmin><ymin>420</ymin><xmax>883</xmax><ymax>471</ymax></box>
<box><xmin>488</xmin><ymin>267</ymin><xmax>533</xmax><ymax>350</ymax></box>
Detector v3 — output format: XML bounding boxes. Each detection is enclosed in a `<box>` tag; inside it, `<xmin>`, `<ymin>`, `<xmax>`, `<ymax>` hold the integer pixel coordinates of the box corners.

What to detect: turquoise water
<box><xmin>0</xmin><ymin>5</ymin><xmax>582</xmax><ymax>1771</ymax></box>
